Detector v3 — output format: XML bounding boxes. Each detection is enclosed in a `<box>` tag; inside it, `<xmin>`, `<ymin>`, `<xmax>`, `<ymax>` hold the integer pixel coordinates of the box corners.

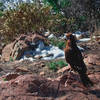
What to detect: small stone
<box><xmin>46</xmin><ymin>54</ymin><xmax>54</xmax><ymax>57</ymax></box>
<box><xmin>34</xmin><ymin>55</ymin><xmax>42</xmax><ymax>59</ymax></box>
<box><xmin>57</xmin><ymin>66</ymin><xmax>69</xmax><ymax>74</ymax></box>
<box><xmin>5</xmin><ymin>73</ymin><xmax>19</xmax><ymax>81</ymax></box>
<box><xmin>40</xmin><ymin>63</ymin><xmax>45</xmax><ymax>67</ymax></box>
<box><xmin>40</xmin><ymin>72</ymin><xmax>45</xmax><ymax>76</ymax></box>
<box><xmin>48</xmin><ymin>34</ymin><xmax>55</xmax><ymax>38</ymax></box>
<box><xmin>44</xmin><ymin>31</ymin><xmax>50</xmax><ymax>37</ymax></box>
<box><xmin>15</xmin><ymin>67</ymin><xmax>29</xmax><ymax>72</ymax></box>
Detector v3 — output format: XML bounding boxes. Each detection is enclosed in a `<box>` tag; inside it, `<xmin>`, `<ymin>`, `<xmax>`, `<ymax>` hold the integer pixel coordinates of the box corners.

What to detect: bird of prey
<box><xmin>64</xmin><ymin>33</ymin><xmax>93</xmax><ymax>87</ymax></box>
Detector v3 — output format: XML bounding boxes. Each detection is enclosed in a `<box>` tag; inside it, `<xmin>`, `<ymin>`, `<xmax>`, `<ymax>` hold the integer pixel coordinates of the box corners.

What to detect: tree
<box><xmin>43</xmin><ymin>0</ymin><xmax>100</xmax><ymax>33</ymax></box>
<box><xmin>43</xmin><ymin>0</ymin><xmax>87</xmax><ymax>32</ymax></box>
<box><xmin>84</xmin><ymin>0</ymin><xmax>100</xmax><ymax>38</ymax></box>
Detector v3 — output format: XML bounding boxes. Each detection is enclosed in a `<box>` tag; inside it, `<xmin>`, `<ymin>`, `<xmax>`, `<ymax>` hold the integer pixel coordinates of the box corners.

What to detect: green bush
<box><xmin>48</xmin><ymin>62</ymin><xmax>58</xmax><ymax>71</ymax></box>
<box><xmin>0</xmin><ymin>11</ymin><xmax>3</xmax><ymax>17</ymax></box>
<box><xmin>47</xmin><ymin>60</ymin><xmax>68</xmax><ymax>71</ymax></box>
<box><xmin>2</xmin><ymin>78</ymin><xmax>7</xmax><ymax>81</ymax></box>
<box><xmin>1</xmin><ymin>3</ymin><xmax>53</xmax><ymax>41</ymax></box>
<box><xmin>57</xmin><ymin>41</ymin><xmax>65</xmax><ymax>49</ymax></box>
<box><xmin>0</xmin><ymin>3</ymin><xmax>68</xmax><ymax>42</ymax></box>
<box><xmin>56</xmin><ymin>60</ymin><xmax>68</xmax><ymax>68</ymax></box>
<box><xmin>49</xmin><ymin>38</ymin><xmax>65</xmax><ymax>49</ymax></box>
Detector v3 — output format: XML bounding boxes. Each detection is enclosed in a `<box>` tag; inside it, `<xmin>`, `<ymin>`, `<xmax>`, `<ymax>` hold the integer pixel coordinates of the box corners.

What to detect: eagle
<box><xmin>64</xmin><ymin>33</ymin><xmax>93</xmax><ymax>87</ymax></box>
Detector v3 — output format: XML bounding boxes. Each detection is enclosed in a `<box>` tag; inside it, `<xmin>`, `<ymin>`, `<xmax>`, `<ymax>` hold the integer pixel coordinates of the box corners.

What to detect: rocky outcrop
<box><xmin>1</xmin><ymin>34</ymin><xmax>46</xmax><ymax>61</ymax></box>
<box><xmin>1</xmin><ymin>33</ymin><xmax>65</xmax><ymax>62</ymax></box>
<box><xmin>1</xmin><ymin>43</ymin><xmax>14</xmax><ymax>61</ymax></box>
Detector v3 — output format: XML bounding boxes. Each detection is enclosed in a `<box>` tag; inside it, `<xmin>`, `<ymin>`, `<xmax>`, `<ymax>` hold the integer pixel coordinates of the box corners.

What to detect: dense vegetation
<box><xmin>0</xmin><ymin>0</ymin><xmax>100</xmax><ymax>43</ymax></box>
<box><xmin>49</xmin><ymin>38</ymin><xmax>65</xmax><ymax>49</ymax></box>
<box><xmin>44</xmin><ymin>0</ymin><xmax>100</xmax><ymax>31</ymax></box>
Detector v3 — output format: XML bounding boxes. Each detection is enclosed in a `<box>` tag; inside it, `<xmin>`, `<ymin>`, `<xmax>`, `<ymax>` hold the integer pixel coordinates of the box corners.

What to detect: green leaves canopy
<box><xmin>43</xmin><ymin>0</ymin><xmax>71</xmax><ymax>13</ymax></box>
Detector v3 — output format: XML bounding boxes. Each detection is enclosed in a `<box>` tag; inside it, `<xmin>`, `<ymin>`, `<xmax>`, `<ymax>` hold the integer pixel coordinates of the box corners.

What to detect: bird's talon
<box><xmin>65</xmin><ymin>80</ymin><xmax>69</xmax><ymax>87</ymax></box>
<box><xmin>65</xmin><ymin>82</ymin><xmax>68</xmax><ymax>87</ymax></box>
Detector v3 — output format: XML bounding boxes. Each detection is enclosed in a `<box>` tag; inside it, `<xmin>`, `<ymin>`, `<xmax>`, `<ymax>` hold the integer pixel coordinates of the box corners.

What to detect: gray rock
<box><xmin>1</xmin><ymin>33</ymin><xmax>46</xmax><ymax>61</ymax></box>
<box><xmin>77</xmin><ymin>46</ymin><xmax>85</xmax><ymax>51</ymax></box>
<box><xmin>34</xmin><ymin>55</ymin><xmax>42</xmax><ymax>59</ymax></box>
<box><xmin>37</xmin><ymin>41</ymin><xmax>45</xmax><ymax>51</ymax></box>
<box><xmin>48</xmin><ymin>34</ymin><xmax>55</xmax><ymax>39</ymax></box>
<box><xmin>41</xmin><ymin>46</ymin><xmax>64</xmax><ymax>60</ymax></box>
<box><xmin>44</xmin><ymin>31</ymin><xmax>50</xmax><ymax>37</ymax></box>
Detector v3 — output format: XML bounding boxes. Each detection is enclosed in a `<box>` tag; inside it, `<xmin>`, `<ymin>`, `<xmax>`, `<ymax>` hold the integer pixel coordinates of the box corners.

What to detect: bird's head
<box><xmin>66</xmin><ymin>33</ymin><xmax>76</xmax><ymax>41</ymax></box>
<box><xmin>65</xmin><ymin>33</ymin><xmax>77</xmax><ymax>46</ymax></box>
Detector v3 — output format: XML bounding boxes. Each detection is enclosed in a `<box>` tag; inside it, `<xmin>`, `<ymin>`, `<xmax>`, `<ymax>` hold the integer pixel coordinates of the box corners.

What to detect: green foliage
<box><xmin>60</xmin><ymin>0</ymin><xmax>71</xmax><ymax>8</ymax></box>
<box><xmin>49</xmin><ymin>38</ymin><xmax>58</xmax><ymax>46</ymax></box>
<box><xmin>0</xmin><ymin>11</ymin><xmax>3</xmax><ymax>17</ymax></box>
<box><xmin>56</xmin><ymin>60</ymin><xmax>68</xmax><ymax>68</ymax></box>
<box><xmin>1</xmin><ymin>3</ymin><xmax>67</xmax><ymax>42</ymax></box>
<box><xmin>2</xmin><ymin>78</ymin><xmax>7</xmax><ymax>81</ymax></box>
<box><xmin>1</xmin><ymin>3</ymin><xmax>52</xmax><ymax>41</ymax></box>
<box><xmin>49</xmin><ymin>38</ymin><xmax>65</xmax><ymax>49</ymax></box>
<box><xmin>43</xmin><ymin>0</ymin><xmax>100</xmax><ymax>32</ymax></box>
<box><xmin>0</xmin><ymin>3</ymin><xmax>3</xmax><ymax>7</ymax></box>
<box><xmin>48</xmin><ymin>62</ymin><xmax>58</xmax><ymax>71</ymax></box>
<box><xmin>47</xmin><ymin>60</ymin><xmax>68</xmax><ymax>71</ymax></box>
<box><xmin>57</xmin><ymin>41</ymin><xmax>65</xmax><ymax>49</ymax></box>
<box><xmin>79</xmin><ymin>16</ymin><xmax>87</xmax><ymax>22</ymax></box>
<box><xmin>9</xmin><ymin>56</ymin><xmax>13</xmax><ymax>62</ymax></box>
<box><xmin>43</xmin><ymin>0</ymin><xmax>71</xmax><ymax>13</ymax></box>
<box><xmin>43</xmin><ymin>0</ymin><xmax>60</xmax><ymax>12</ymax></box>
<box><xmin>43</xmin><ymin>0</ymin><xmax>87</xmax><ymax>32</ymax></box>
<box><xmin>0</xmin><ymin>2</ymin><xmax>3</xmax><ymax>17</ymax></box>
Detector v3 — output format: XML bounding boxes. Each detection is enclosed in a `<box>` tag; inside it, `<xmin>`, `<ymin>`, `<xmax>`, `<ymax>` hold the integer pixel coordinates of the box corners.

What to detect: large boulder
<box><xmin>1</xmin><ymin>43</ymin><xmax>14</xmax><ymax>61</ymax></box>
<box><xmin>1</xmin><ymin>34</ymin><xmax>46</xmax><ymax>62</ymax></box>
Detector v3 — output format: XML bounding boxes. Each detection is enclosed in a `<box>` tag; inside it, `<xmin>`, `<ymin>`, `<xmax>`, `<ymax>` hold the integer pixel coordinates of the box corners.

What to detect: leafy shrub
<box><xmin>2</xmin><ymin>78</ymin><xmax>7</xmax><ymax>81</ymax></box>
<box><xmin>49</xmin><ymin>38</ymin><xmax>65</xmax><ymax>49</ymax></box>
<box><xmin>57</xmin><ymin>41</ymin><xmax>65</xmax><ymax>49</ymax></box>
<box><xmin>56</xmin><ymin>60</ymin><xmax>67</xmax><ymax>68</ymax></box>
<box><xmin>48</xmin><ymin>62</ymin><xmax>58</xmax><ymax>71</ymax></box>
<box><xmin>47</xmin><ymin>60</ymin><xmax>68</xmax><ymax>71</ymax></box>
<box><xmin>43</xmin><ymin>0</ymin><xmax>95</xmax><ymax>32</ymax></box>
<box><xmin>1</xmin><ymin>3</ymin><xmax>68</xmax><ymax>42</ymax></box>
<box><xmin>0</xmin><ymin>11</ymin><xmax>3</xmax><ymax>17</ymax></box>
<box><xmin>1</xmin><ymin>3</ymin><xmax>53</xmax><ymax>41</ymax></box>
<box><xmin>9</xmin><ymin>56</ymin><xmax>14</xmax><ymax>62</ymax></box>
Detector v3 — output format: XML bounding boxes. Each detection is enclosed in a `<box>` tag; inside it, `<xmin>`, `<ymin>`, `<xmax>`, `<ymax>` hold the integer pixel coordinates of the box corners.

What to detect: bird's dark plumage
<box><xmin>64</xmin><ymin>33</ymin><xmax>93</xmax><ymax>87</ymax></box>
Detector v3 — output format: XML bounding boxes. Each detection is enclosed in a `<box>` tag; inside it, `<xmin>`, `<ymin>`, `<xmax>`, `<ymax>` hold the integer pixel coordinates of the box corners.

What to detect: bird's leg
<box><xmin>65</xmin><ymin>65</ymin><xmax>72</xmax><ymax>87</ymax></box>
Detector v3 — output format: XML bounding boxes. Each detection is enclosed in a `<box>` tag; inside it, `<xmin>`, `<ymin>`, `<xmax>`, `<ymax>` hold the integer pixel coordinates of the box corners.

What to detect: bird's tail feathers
<box><xmin>80</xmin><ymin>73</ymin><xmax>93</xmax><ymax>87</ymax></box>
